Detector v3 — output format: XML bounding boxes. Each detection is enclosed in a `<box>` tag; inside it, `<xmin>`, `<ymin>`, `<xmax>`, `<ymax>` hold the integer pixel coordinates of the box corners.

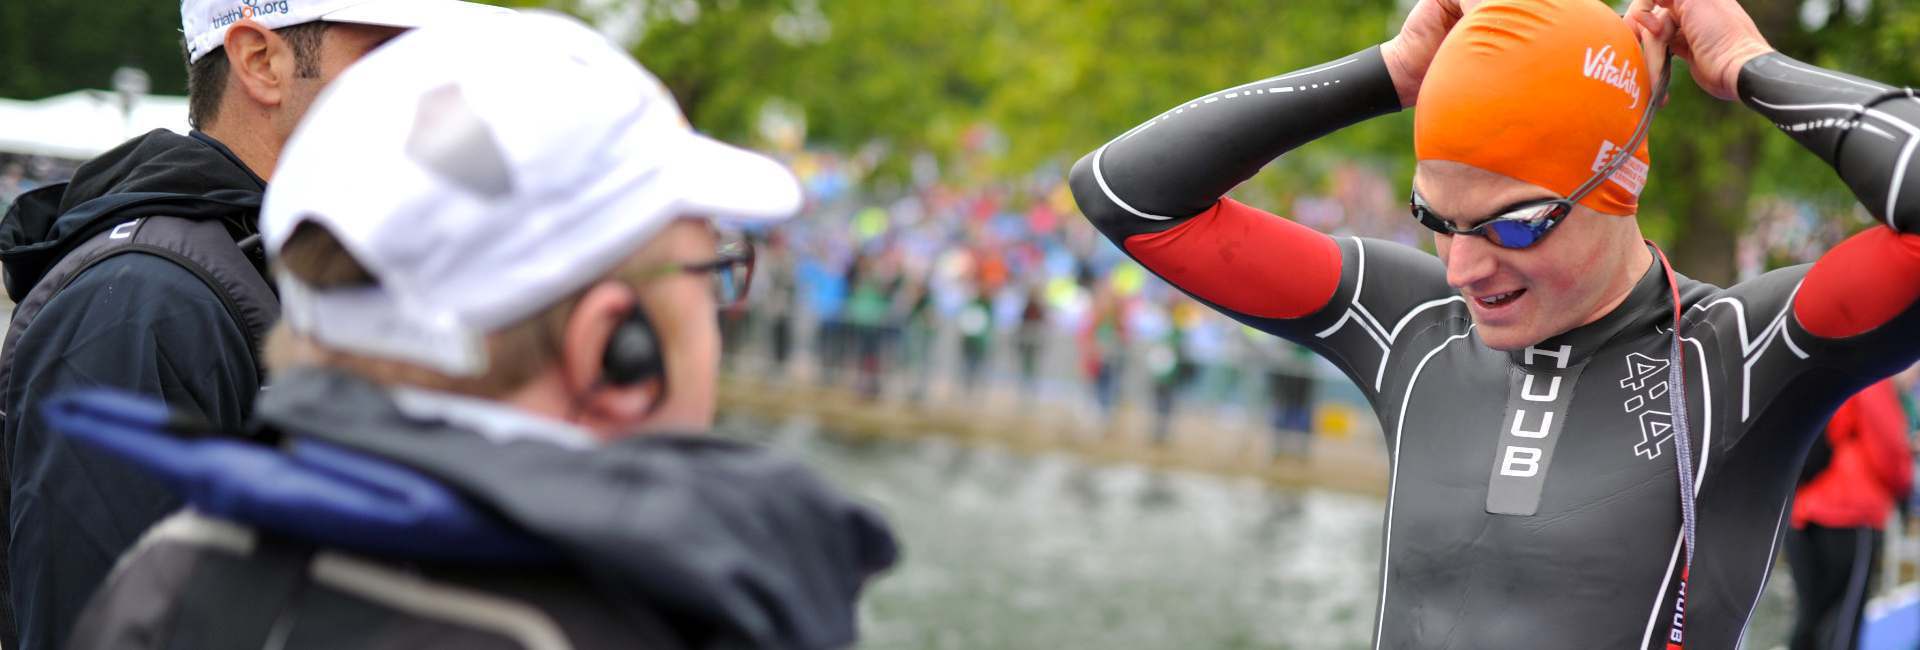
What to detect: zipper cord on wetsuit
<box><xmin>1650</xmin><ymin>242</ymin><xmax>1694</xmax><ymax>650</ymax></box>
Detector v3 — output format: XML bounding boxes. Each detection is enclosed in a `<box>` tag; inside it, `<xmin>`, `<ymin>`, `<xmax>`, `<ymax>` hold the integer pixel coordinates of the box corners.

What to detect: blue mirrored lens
<box><xmin>1485</xmin><ymin>220</ymin><xmax>1544</xmax><ymax>249</ymax></box>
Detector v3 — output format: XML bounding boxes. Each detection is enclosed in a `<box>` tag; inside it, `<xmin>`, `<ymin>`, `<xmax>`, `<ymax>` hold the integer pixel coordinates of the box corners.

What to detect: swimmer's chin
<box><xmin>1470</xmin><ymin>321</ymin><xmax>1553</xmax><ymax>352</ymax></box>
<box><xmin>1464</xmin><ymin>291</ymin><xmax>1554</xmax><ymax>351</ymax></box>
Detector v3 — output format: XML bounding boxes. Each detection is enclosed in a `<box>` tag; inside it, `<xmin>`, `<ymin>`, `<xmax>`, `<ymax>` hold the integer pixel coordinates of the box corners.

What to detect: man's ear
<box><xmin>223</xmin><ymin>20</ymin><xmax>295</xmax><ymax>110</ymax></box>
<box><xmin>560</xmin><ymin>282</ymin><xmax>658</xmax><ymax>421</ymax></box>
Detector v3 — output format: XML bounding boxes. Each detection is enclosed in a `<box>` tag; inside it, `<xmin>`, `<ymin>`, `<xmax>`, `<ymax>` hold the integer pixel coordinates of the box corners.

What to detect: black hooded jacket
<box><xmin>50</xmin><ymin>368</ymin><xmax>898</xmax><ymax>650</ymax></box>
<box><xmin>0</xmin><ymin>129</ymin><xmax>273</xmax><ymax>650</ymax></box>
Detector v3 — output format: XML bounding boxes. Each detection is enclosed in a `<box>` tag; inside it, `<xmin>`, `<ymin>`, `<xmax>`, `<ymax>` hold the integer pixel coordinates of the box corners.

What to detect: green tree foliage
<box><xmin>636</xmin><ymin>0</ymin><xmax>1917</xmax><ymax>284</ymax></box>
<box><xmin>1646</xmin><ymin>0</ymin><xmax>1920</xmax><ymax>283</ymax></box>
<box><xmin>1</xmin><ymin>0</ymin><xmax>1912</xmax><ymax>283</ymax></box>
<box><xmin>633</xmin><ymin>0</ymin><xmax>1406</xmax><ymax>185</ymax></box>
<box><xmin>0</xmin><ymin>0</ymin><xmax>190</xmax><ymax>97</ymax></box>
<box><xmin>0</xmin><ymin>0</ymin><xmax>530</xmax><ymax>99</ymax></box>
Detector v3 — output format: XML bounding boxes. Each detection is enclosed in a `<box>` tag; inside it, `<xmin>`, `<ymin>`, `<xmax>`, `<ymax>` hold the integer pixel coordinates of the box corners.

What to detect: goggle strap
<box><xmin>1568</xmin><ymin>54</ymin><xmax>1672</xmax><ymax>203</ymax></box>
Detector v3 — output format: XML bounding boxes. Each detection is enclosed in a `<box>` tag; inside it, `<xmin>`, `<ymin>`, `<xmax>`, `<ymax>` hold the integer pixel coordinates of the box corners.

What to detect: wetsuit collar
<box><xmin>1508</xmin><ymin>246</ymin><xmax>1669</xmax><ymax>367</ymax></box>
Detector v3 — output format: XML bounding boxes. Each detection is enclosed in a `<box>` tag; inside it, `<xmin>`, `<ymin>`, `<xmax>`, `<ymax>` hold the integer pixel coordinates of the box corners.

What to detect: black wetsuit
<box><xmin>1069</xmin><ymin>46</ymin><xmax>1920</xmax><ymax>649</ymax></box>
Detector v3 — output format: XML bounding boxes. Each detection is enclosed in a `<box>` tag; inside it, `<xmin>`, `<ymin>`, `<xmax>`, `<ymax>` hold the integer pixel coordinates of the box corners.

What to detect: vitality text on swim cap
<box><xmin>1582</xmin><ymin>46</ymin><xmax>1641</xmax><ymax>109</ymax></box>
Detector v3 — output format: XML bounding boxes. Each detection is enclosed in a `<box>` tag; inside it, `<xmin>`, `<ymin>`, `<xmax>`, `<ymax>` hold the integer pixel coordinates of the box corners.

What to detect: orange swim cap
<box><xmin>1414</xmin><ymin>0</ymin><xmax>1653</xmax><ymax>216</ymax></box>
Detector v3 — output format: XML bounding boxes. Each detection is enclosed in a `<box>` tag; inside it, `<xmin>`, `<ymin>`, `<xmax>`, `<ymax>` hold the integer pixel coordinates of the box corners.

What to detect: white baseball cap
<box><xmin>183</xmin><ymin>0</ymin><xmax>512</xmax><ymax>64</ymax></box>
<box><xmin>261</xmin><ymin>11</ymin><xmax>804</xmax><ymax>377</ymax></box>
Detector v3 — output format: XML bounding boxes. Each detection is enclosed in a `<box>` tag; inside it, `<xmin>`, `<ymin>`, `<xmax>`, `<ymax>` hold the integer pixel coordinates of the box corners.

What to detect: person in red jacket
<box><xmin>1788</xmin><ymin>378</ymin><xmax>1915</xmax><ymax>650</ymax></box>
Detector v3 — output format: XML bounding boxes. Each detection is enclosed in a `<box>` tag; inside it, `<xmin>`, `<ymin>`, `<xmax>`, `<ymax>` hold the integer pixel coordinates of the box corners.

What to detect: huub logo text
<box><xmin>1669</xmin><ymin>578</ymin><xmax>1688</xmax><ymax>643</ymax></box>
<box><xmin>1498</xmin><ymin>345</ymin><xmax>1571</xmax><ymax>479</ymax></box>
<box><xmin>211</xmin><ymin>0</ymin><xmax>293</xmax><ymax>30</ymax></box>
<box><xmin>1583</xmin><ymin>45</ymin><xmax>1642</xmax><ymax>109</ymax></box>
<box><xmin>1485</xmin><ymin>344</ymin><xmax>1583</xmax><ymax>517</ymax></box>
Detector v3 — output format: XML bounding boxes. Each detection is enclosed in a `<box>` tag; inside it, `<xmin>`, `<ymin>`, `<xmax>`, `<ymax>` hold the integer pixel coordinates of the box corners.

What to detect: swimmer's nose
<box><xmin>1444</xmin><ymin>234</ymin><xmax>1499</xmax><ymax>291</ymax></box>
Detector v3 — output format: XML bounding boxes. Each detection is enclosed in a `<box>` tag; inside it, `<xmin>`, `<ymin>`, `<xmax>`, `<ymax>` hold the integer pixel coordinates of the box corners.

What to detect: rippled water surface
<box><xmin>722</xmin><ymin>414</ymin><xmax>1797</xmax><ymax>650</ymax></box>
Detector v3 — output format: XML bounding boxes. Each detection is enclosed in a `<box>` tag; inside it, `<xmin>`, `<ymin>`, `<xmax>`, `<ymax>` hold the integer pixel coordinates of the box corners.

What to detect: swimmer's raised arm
<box><xmin>1065</xmin><ymin>2</ymin><xmax>1494</xmax><ymax>330</ymax></box>
<box><xmin>1740</xmin><ymin>56</ymin><xmax>1920</xmax><ymax>233</ymax></box>
<box><xmin>1638</xmin><ymin>0</ymin><xmax>1918</xmax><ymax>232</ymax></box>
<box><xmin>1070</xmin><ymin>0</ymin><xmax>1483</xmax><ymax>230</ymax></box>
<box><xmin>1647</xmin><ymin>0</ymin><xmax>1920</xmax><ymax>376</ymax></box>
<box><xmin>1068</xmin><ymin>48</ymin><xmax>1400</xmax><ymax>231</ymax></box>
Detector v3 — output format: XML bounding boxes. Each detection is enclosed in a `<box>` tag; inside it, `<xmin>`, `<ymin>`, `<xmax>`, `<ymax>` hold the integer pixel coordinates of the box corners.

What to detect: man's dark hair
<box><xmin>185</xmin><ymin>21</ymin><xmax>331</xmax><ymax>130</ymax></box>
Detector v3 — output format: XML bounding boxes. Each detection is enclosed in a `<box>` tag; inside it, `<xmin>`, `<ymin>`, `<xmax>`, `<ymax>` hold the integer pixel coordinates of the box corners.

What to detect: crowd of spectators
<box><xmin>6</xmin><ymin>139</ymin><xmax>1874</xmax><ymax>458</ymax></box>
<box><xmin>722</xmin><ymin>141</ymin><xmax>1429</xmax><ymax>454</ymax></box>
<box><xmin>0</xmin><ymin>153</ymin><xmax>80</xmax><ymax>211</ymax></box>
<box><xmin>724</xmin><ymin>140</ymin><xmax>1884</xmax><ymax>455</ymax></box>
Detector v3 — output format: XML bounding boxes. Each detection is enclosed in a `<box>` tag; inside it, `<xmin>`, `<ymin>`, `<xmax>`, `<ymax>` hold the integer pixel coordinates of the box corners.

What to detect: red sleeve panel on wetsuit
<box><xmin>1794</xmin><ymin>227</ymin><xmax>1920</xmax><ymax>339</ymax></box>
<box><xmin>1122</xmin><ymin>198</ymin><xmax>1341</xmax><ymax>320</ymax></box>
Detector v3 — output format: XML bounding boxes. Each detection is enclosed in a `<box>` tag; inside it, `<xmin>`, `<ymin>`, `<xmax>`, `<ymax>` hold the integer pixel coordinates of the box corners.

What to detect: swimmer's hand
<box><xmin>1624</xmin><ymin>0</ymin><xmax>1675</xmax><ymax>107</ymax></box>
<box><xmin>1381</xmin><ymin>0</ymin><xmax>1483</xmax><ymax>109</ymax></box>
<box><xmin>1632</xmin><ymin>0</ymin><xmax>1776</xmax><ymax>101</ymax></box>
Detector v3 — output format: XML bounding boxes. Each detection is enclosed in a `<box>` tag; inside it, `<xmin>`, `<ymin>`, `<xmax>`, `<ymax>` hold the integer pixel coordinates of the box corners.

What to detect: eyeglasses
<box><xmin>636</xmin><ymin>230</ymin><xmax>756</xmax><ymax>310</ymax></box>
<box><xmin>1410</xmin><ymin>191</ymin><xmax>1574</xmax><ymax>249</ymax></box>
<box><xmin>1409</xmin><ymin>56</ymin><xmax>1672</xmax><ymax>250</ymax></box>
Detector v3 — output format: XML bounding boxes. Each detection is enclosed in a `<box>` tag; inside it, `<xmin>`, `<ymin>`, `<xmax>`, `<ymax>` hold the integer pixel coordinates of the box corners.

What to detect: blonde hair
<box><xmin>266</xmin><ymin>223</ymin><xmax>655</xmax><ymax>397</ymax></box>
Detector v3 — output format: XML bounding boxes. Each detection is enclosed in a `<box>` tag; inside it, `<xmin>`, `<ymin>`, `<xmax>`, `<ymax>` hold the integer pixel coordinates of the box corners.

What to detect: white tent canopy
<box><xmin>0</xmin><ymin>90</ymin><xmax>190</xmax><ymax>161</ymax></box>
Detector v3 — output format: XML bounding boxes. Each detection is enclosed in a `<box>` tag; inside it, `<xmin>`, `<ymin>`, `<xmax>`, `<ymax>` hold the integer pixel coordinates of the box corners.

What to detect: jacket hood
<box><xmin>43</xmin><ymin>368</ymin><xmax>898</xmax><ymax>650</ymax></box>
<box><xmin>0</xmin><ymin>129</ymin><xmax>264</xmax><ymax>301</ymax></box>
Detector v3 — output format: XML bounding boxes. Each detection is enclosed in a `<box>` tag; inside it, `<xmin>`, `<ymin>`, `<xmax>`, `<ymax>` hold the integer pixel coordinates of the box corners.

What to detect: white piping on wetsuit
<box><xmin>1639</xmin><ymin>331</ymin><xmax>1716</xmax><ymax>649</ymax></box>
<box><xmin>1777</xmin><ymin>58</ymin><xmax>1886</xmax><ymax>93</ymax></box>
<box><xmin>1748</xmin><ymin>95</ymin><xmax>1920</xmax><ymax>229</ymax></box>
<box><xmin>1314</xmin><ymin>238</ymin><xmax>1466</xmax><ymax>392</ymax></box>
<box><xmin>1689</xmin><ymin>284</ymin><xmax>1811</xmax><ymax>423</ymax></box>
<box><xmin>1642</xmin><ymin>535</ymin><xmax>1686</xmax><ymax>649</ymax></box>
<box><xmin>1114</xmin><ymin>56</ymin><xmax>1359</xmax><ymax>144</ymax></box>
<box><xmin>1088</xmin><ymin>54</ymin><xmax>1367</xmax><ymax>223</ymax></box>
<box><xmin>1374</xmin><ymin>326</ymin><xmax>1475</xmax><ymax>649</ymax></box>
<box><xmin>1089</xmin><ymin>144</ymin><xmax>1173</xmax><ymax>221</ymax></box>
<box><xmin>1735</xmin><ymin>503</ymin><xmax>1792</xmax><ymax>649</ymax></box>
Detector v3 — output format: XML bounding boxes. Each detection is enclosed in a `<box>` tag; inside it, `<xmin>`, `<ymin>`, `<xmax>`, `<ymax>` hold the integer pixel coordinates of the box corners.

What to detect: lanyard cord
<box><xmin>1650</xmin><ymin>242</ymin><xmax>1695</xmax><ymax>650</ymax></box>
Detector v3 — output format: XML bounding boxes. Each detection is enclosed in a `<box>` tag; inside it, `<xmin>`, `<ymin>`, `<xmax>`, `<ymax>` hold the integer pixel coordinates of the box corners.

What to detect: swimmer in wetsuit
<box><xmin>1068</xmin><ymin>0</ymin><xmax>1920</xmax><ymax>647</ymax></box>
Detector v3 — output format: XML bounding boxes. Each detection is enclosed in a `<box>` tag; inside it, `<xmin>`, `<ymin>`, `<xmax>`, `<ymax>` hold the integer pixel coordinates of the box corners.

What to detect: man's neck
<box><xmin>388</xmin><ymin>384</ymin><xmax>598</xmax><ymax>450</ymax></box>
<box><xmin>1576</xmin><ymin>239</ymin><xmax>1657</xmax><ymax>330</ymax></box>
<box><xmin>200</xmin><ymin>122</ymin><xmax>278</xmax><ymax>182</ymax></box>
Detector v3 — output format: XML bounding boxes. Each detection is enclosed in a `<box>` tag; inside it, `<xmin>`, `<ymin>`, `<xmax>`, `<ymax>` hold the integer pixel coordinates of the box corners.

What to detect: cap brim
<box><xmin>319</xmin><ymin>0</ymin><xmax>512</xmax><ymax>30</ymax></box>
<box><xmin>664</xmin><ymin>132</ymin><xmax>804</xmax><ymax>225</ymax></box>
